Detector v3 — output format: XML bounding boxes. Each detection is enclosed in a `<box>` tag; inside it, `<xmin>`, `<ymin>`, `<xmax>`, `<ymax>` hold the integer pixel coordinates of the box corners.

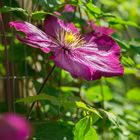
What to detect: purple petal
<box><xmin>94</xmin><ymin>26</ymin><xmax>114</xmax><ymax>35</ymax></box>
<box><xmin>64</xmin><ymin>4</ymin><xmax>75</xmax><ymax>12</ymax></box>
<box><xmin>75</xmin><ymin>34</ymin><xmax>124</xmax><ymax>80</ymax></box>
<box><xmin>53</xmin><ymin>32</ymin><xmax>123</xmax><ymax>80</ymax></box>
<box><xmin>53</xmin><ymin>49</ymin><xmax>92</xmax><ymax>80</ymax></box>
<box><xmin>9</xmin><ymin>21</ymin><xmax>52</xmax><ymax>53</ymax></box>
<box><xmin>0</xmin><ymin>113</ymin><xmax>31</xmax><ymax>140</ymax></box>
<box><xmin>84</xmin><ymin>21</ymin><xmax>114</xmax><ymax>35</ymax></box>
<box><xmin>44</xmin><ymin>14</ymin><xmax>79</xmax><ymax>37</ymax></box>
<box><xmin>92</xmin><ymin>22</ymin><xmax>114</xmax><ymax>35</ymax></box>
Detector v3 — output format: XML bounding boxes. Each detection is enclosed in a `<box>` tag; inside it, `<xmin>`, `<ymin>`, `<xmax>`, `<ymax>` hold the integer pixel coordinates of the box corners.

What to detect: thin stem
<box><xmin>21</xmin><ymin>0</ymin><xmax>24</xmax><ymax>9</ymax></box>
<box><xmin>32</xmin><ymin>0</ymin><xmax>39</xmax><ymax>12</ymax></box>
<box><xmin>100</xmin><ymin>79</ymin><xmax>104</xmax><ymax>109</ymax></box>
<box><xmin>0</xmin><ymin>14</ymin><xmax>13</xmax><ymax>112</ymax></box>
<box><xmin>26</xmin><ymin>65</ymin><xmax>56</xmax><ymax>120</ymax></box>
<box><xmin>77</xmin><ymin>3</ymin><xmax>84</xmax><ymax>33</ymax></box>
<box><xmin>58</xmin><ymin>69</ymin><xmax>62</xmax><ymax>87</ymax></box>
<box><xmin>100</xmin><ymin>78</ymin><xmax>105</xmax><ymax>140</ymax></box>
<box><xmin>124</xmin><ymin>25</ymin><xmax>131</xmax><ymax>40</ymax></box>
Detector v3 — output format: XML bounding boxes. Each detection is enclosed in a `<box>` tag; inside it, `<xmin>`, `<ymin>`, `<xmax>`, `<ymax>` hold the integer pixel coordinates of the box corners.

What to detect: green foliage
<box><xmin>32</xmin><ymin>11</ymin><xmax>47</xmax><ymax>20</ymax></box>
<box><xmin>121</xmin><ymin>56</ymin><xmax>135</xmax><ymax>67</ymax></box>
<box><xmin>85</xmin><ymin>85</ymin><xmax>113</xmax><ymax>102</ymax></box>
<box><xmin>0</xmin><ymin>6</ymin><xmax>28</xmax><ymax>19</ymax></box>
<box><xmin>99</xmin><ymin>109</ymin><xmax>119</xmax><ymax>126</ymax></box>
<box><xmin>75</xmin><ymin>101</ymin><xmax>101</xmax><ymax>117</ymax></box>
<box><xmin>33</xmin><ymin>121</ymin><xmax>74</xmax><ymax>140</ymax></box>
<box><xmin>16</xmin><ymin>94</ymin><xmax>60</xmax><ymax>105</ymax></box>
<box><xmin>127</xmin><ymin>88</ymin><xmax>140</xmax><ymax>102</ymax></box>
<box><xmin>108</xmin><ymin>17</ymin><xmax>139</xmax><ymax>28</ymax></box>
<box><xmin>73</xmin><ymin>116</ymin><xmax>98</xmax><ymax>140</ymax></box>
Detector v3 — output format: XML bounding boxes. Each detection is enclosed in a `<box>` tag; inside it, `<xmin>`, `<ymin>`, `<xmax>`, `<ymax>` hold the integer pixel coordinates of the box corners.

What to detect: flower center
<box><xmin>65</xmin><ymin>32</ymin><xmax>77</xmax><ymax>44</ymax></box>
<box><xmin>56</xmin><ymin>29</ymin><xmax>86</xmax><ymax>49</ymax></box>
<box><xmin>64</xmin><ymin>31</ymin><xmax>85</xmax><ymax>49</ymax></box>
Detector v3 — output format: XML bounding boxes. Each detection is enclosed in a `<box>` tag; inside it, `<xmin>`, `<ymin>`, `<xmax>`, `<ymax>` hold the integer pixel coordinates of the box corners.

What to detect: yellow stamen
<box><xmin>65</xmin><ymin>32</ymin><xmax>77</xmax><ymax>43</ymax></box>
<box><xmin>64</xmin><ymin>32</ymin><xmax>85</xmax><ymax>48</ymax></box>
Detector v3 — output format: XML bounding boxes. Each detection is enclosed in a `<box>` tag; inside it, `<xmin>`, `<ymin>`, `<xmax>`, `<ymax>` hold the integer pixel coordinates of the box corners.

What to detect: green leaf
<box><xmin>114</xmin><ymin>38</ymin><xmax>129</xmax><ymax>50</ymax></box>
<box><xmin>100</xmin><ymin>13</ymin><xmax>116</xmax><ymax>18</ymax></box>
<box><xmin>124</xmin><ymin>67</ymin><xmax>137</xmax><ymax>75</ymax></box>
<box><xmin>0</xmin><ymin>6</ymin><xmax>28</xmax><ymax>17</ymax></box>
<box><xmin>108</xmin><ymin>17</ymin><xmax>140</xmax><ymax>28</ymax></box>
<box><xmin>84</xmin><ymin>126</ymin><xmax>98</xmax><ymax>140</ymax></box>
<box><xmin>75</xmin><ymin>101</ymin><xmax>90</xmax><ymax>110</ymax></box>
<box><xmin>33</xmin><ymin>121</ymin><xmax>74</xmax><ymax>140</ymax></box>
<box><xmin>121</xmin><ymin>56</ymin><xmax>135</xmax><ymax>67</ymax></box>
<box><xmin>60</xmin><ymin>86</ymin><xmax>79</xmax><ymax>93</ymax></box>
<box><xmin>99</xmin><ymin>109</ymin><xmax>119</xmax><ymax>126</ymax></box>
<box><xmin>0</xmin><ymin>63</ymin><xmax>6</xmax><ymax>75</ymax></box>
<box><xmin>86</xmin><ymin>85</ymin><xmax>113</xmax><ymax>102</ymax></box>
<box><xmin>0</xmin><ymin>44</ymin><xmax>4</xmax><ymax>51</ymax></box>
<box><xmin>129</xmin><ymin>38</ymin><xmax>140</xmax><ymax>47</ymax></box>
<box><xmin>66</xmin><ymin>0</ymin><xmax>79</xmax><ymax>5</ymax></box>
<box><xmin>58</xmin><ymin>93</ymin><xmax>79</xmax><ymax>110</ymax></box>
<box><xmin>74</xmin><ymin>116</ymin><xmax>98</xmax><ymax>140</ymax></box>
<box><xmin>32</xmin><ymin>11</ymin><xmax>47</xmax><ymax>20</ymax></box>
<box><xmin>16</xmin><ymin>94</ymin><xmax>60</xmax><ymax>105</ymax></box>
<box><xmin>75</xmin><ymin>101</ymin><xmax>101</xmax><ymax>117</ymax></box>
<box><xmin>90</xmin><ymin>113</ymin><xmax>100</xmax><ymax>124</ymax></box>
<box><xmin>86</xmin><ymin>3</ymin><xmax>101</xmax><ymax>15</ymax></box>
<box><xmin>127</xmin><ymin>88</ymin><xmax>140</xmax><ymax>102</ymax></box>
<box><xmin>32</xmin><ymin>12</ymin><xmax>65</xmax><ymax>21</ymax></box>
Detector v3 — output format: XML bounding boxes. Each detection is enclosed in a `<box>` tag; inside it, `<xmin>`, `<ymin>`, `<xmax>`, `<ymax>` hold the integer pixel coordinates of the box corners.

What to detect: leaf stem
<box><xmin>26</xmin><ymin>64</ymin><xmax>56</xmax><ymax>120</ymax></box>
<box><xmin>100</xmin><ymin>79</ymin><xmax>104</xmax><ymax>109</ymax></box>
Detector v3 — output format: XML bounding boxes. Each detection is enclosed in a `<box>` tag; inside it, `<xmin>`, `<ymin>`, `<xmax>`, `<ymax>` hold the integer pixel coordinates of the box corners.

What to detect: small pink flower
<box><xmin>9</xmin><ymin>14</ymin><xmax>123</xmax><ymax>80</ymax></box>
<box><xmin>64</xmin><ymin>4</ymin><xmax>75</xmax><ymax>12</ymax></box>
<box><xmin>84</xmin><ymin>21</ymin><xmax>114</xmax><ymax>35</ymax></box>
<box><xmin>0</xmin><ymin>113</ymin><xmax>31</xmax><ymax>140</ymax></box>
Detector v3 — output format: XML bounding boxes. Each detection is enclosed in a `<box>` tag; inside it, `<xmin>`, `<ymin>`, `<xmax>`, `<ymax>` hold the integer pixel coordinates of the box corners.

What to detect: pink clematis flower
<box><xmin>9</xmin><ymin>14</ymin><xmax>123</xmax><ymax>80</ymax></box>
<box><xmin>0</xmin><ymin>113</ymin><xmax>31</xmax><ymax>140</ymax></box>
<box><xmin>84</xmin><ymin>20</ymin><xmax>114</xmax><ymax>35</ymax></box>
<box><xmin>64</xmin><ymin>4</ymin><xmax>75</xmax><ymax>12</ymax></box>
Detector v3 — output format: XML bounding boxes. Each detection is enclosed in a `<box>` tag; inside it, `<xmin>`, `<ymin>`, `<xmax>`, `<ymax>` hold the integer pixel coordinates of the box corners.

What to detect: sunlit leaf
<box><xmin>86</xmin><ymin>85</ymin><xmax>113</xmax><ymax>102</ymax></box>
<box><xmin>0</xmin><ymin>6</ymin><xmax>28</xmax><ymax>17</ymax></box>
<box><xmin>108</xmin><ymin>17</ymin><xmax>140</xmax><ymax>28</ymax></box>
<box><xmin>99</xmin><ymin>109</ymin><xmax>119</xmax><ymax>127</ymax></box>
<box><xmin>75</xmin><ymin>101</ymin><xmax>101</xmax><ymax>117</ymax></box>
<box><xmin>124</xmin><ymin>67</ymin><xmax>137</xmax><ymax>75</ymax></box>
<box><xmin>86</xmin><ymin>3</ymin><xmax>101</xmax><ymax>15</ymax></box>
<box><xmin>0</xmin><ymin>44</ymin><xmax>4</xmax><ymax>51</ymax></box>
<box><xmin>114</xmin><ymin>38</ymin><xmax>129</xmax><ymax>51</ymax></box>
<box><xmin>127</xmin><ymin>88</ymin><xmax>140</xmax><ymax>102</ymax></box>
<box><xmin>32</xmin><ymin>11</ymin><xmax>47</xmax><ymax>20</ymax></box>
<box><xmin>121</xmin><ymin>56</ymin><xmax>135</xmax><ymax>67</ymax></box>
<box><xmin>16</xmin><ymin>94</ymin><xmax>60</xmax><ymax>105</ymax></box>
<box><xmin>60</xmin><ymin>86</ymin><xmax>79</xmax><ymax>93</ymax></box>
<box><xmin>73</xmin><ymin>116</ymin><xmax>98</xmax><ymax>140</ymax></box>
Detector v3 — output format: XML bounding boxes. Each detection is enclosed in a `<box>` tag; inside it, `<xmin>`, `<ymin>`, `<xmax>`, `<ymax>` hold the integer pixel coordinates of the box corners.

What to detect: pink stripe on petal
<box><xmin>44</xmin><ymin>14</ymin><xmax>79</xmax><ymax>37</ymax></box>
<box><xmin>75</xmin><ymin>34</ymin><xmax>124</xmax><ymax>80</ymax></box>
<box><xmin>53</xmin><ymin>49</ymin><xmax>92</xmax><ymax>80</ymax></box>
<box><xmin>9</xmin><ymin>21</ymin><xmax>52</xmax><ymax>53</ymax></box>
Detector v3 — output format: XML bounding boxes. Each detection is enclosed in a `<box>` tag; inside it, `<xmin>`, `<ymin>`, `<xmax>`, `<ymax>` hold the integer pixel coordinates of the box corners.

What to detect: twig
<box><xmin>26</xmin><ymin>65</ymin><xmax>56</xmax><ymax>120</ymax></box>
